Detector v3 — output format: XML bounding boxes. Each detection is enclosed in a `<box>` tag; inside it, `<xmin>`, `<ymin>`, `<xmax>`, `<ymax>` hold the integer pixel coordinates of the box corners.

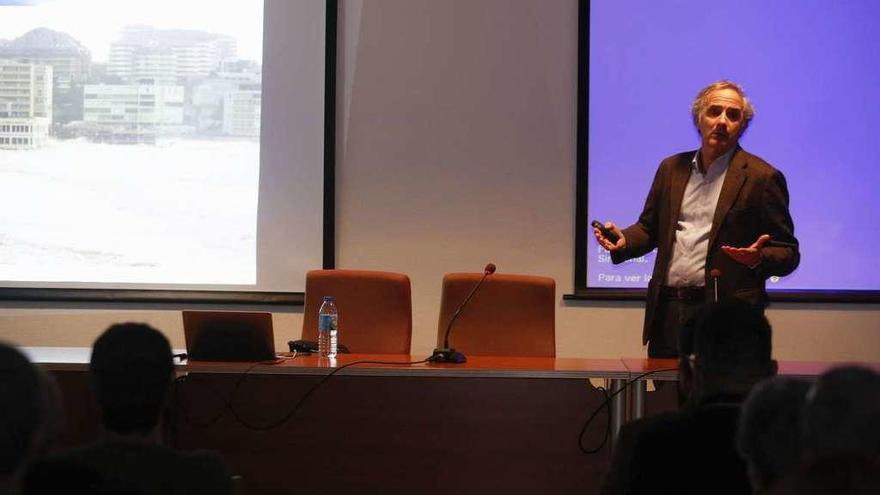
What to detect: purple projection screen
<box><xmin>585</xmin><ymin>0</ymin><xmax>880</xmax><ymax>292</ymax></box>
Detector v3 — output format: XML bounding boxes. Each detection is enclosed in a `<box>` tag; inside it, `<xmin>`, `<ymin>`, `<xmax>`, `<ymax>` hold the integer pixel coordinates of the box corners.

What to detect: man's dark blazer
<box><xmin>611</xmin><ymin>147</ymin><xmax>799</xmax><ymax>345</ymax></box>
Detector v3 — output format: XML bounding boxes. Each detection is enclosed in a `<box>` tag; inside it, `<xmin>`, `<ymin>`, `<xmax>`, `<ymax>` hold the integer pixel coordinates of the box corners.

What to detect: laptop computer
<box><xmin>182</xmin><ymin>310</ymin><xmax>276</xmax><ymax>361</ymax></box>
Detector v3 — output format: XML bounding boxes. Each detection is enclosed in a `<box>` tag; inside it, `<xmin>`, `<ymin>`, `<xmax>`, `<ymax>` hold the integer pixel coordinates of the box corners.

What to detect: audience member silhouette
<box><xmin>601</xmin><ymin>300</ymin><xmax>777</xmax><ymax>495</ymax></box>
<box><xmin>56</xmin><ymin>323</ymin><xmax>232</xmax><ymax>495</ymax></box>
<box><xmin>736</xmin><ymin>376</ymin><xmax>811</xmax><ymax>493</ymax></box>
<box><xmin>743</xmin><ymin>366</ymin><xmax>880</xmax><ymax>494</ymax></box>
<box><xmin>0</xmin><ymin>343</ymin><xmax>62</xmax><ymax>495</ymax></box>
<box><xmin>801</xmin><ymin>366</ymin><xmax>880</xmax><ymax>459</ymax></box>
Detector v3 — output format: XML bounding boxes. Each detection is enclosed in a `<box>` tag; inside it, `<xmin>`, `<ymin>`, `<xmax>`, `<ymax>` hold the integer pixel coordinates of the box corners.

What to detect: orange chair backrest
<box><xmin>437</xmin><ymin>273</ymin><xmax>556</xmax><ymax>357</ymax></box>
<box><xmin>302</xmin><ymin>269</ymin><xmax>412</xmax><ymax>355</ymax></box>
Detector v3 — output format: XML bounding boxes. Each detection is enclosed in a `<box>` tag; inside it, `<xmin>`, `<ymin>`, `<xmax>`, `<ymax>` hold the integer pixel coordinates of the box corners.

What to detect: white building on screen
<box><xmin>0</xmin><ymin>59</ymin><xmax>52</xmax><ymax>149</ymax></box>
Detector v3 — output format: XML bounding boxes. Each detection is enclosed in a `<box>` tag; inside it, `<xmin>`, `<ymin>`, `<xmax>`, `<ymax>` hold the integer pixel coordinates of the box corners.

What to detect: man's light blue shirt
<box><xmin>666</xmin><ymin>147</ymin><xmax>735</xmax><ymax>287</ymax></box>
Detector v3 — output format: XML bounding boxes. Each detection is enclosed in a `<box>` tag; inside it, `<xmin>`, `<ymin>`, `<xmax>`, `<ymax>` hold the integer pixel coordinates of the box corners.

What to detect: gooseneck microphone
<box><xmin>710</xmin><ymin>268</ymin><xmax>722</xmax><ymax>303</ymax></box>
<box><xmin>430</xmin><ymin>263</ymin><xmax>496</xmax><ymax>364</ymax></box>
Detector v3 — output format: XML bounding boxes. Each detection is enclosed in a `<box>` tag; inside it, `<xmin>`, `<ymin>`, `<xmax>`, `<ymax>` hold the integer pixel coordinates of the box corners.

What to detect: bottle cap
<box><xmin>322</xmin><ymin>296</ymin><xmax>335</xmax><ymax>301</ymax></box>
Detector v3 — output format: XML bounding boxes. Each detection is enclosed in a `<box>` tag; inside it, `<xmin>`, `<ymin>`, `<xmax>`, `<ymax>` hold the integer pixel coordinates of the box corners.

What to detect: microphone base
<box><xmin>430</xmin><ymin>347</ymin><xmax>467</xmax><ymax>364</ymax></box>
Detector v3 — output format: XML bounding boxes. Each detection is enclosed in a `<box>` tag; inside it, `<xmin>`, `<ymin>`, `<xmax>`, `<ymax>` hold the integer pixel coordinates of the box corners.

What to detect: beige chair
<box><xmin>437</xmin><ymin>272</ymin><xmax>556</xmax><ymax>357</ymax></box>
<box><xmin>302</xmin><ymin>269</ymin><xmax>412</xmax><ymax>354</ymax></box>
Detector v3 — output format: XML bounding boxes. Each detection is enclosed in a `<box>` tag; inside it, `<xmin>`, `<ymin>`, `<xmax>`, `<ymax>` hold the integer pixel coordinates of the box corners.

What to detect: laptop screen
<box><xmin>182</xmin><ymin>311</ymin><xmax>275</xmax><ymax>361</ymax></box>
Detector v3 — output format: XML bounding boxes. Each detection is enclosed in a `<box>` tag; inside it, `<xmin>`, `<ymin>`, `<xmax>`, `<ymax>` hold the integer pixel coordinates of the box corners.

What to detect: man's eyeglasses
<box><xmin>705</xmin><ymin>105</ymin><xmax>743</xmax><ymax>122</ymax></box>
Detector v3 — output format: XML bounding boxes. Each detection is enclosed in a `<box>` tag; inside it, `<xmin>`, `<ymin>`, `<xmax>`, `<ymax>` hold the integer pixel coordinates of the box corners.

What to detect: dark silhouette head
<box><xmin>0</xmin><ymin>343</ymin><xmax>59</xmax><ymax>480</ymax></box>
<box><xmin>89</xmin><ymin>323</ymin><xmax>174</xmax><ymax>436</ymax></box>
<box><xmin>801</xmin><ymin>365</ymin><xmax>880</xmax><ymax>459</ymax></box>
<box><xmin>678</xmin><ymin>300</ymin><xmax>777</xmax><ymax>405</ymax></box>
<box><xmin>737</xmin><ymin>376</ymin><xmax>811</xmax><ymax>492</ymax></box>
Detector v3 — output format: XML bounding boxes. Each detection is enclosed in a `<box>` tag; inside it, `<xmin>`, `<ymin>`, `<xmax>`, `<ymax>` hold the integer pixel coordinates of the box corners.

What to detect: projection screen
<box><xmin>576</xmin><ymin>0</ymin><xmax>880</xmax><ymax>301</ymax></box>
<box><xmin>0</xmin><ymin>0</ymin><xmax>331</xmax><ymax>303</ymax></box>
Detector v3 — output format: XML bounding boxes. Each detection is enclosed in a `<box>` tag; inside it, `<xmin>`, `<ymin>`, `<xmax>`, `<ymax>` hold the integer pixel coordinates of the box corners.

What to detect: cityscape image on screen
<box><xmin>0</xmin><ymin>0</ymin><xmax>265</xmax><ymax>286</ymax></box>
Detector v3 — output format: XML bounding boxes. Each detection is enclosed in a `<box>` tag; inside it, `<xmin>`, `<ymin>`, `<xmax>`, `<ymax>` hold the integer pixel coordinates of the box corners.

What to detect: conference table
<box><xmin>22</xmin><ymin>347</ymin><xmax>879</xmax><ymax>495</ymax></box>
<box><xmin>24</xmin><ymin>347</ymin><xmax>629</xmax><ymax>495</ymax></box>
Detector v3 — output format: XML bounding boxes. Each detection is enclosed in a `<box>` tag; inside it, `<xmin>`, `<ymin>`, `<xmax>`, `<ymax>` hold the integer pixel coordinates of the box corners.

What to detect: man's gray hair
<box><xmin>691</xmin><ymin>80</ymin><xmax>755</xmax><ymax>131</ymax></box>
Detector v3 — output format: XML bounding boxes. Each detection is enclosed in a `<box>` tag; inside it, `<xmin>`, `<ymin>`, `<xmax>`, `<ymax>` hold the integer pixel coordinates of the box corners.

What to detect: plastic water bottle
<box><xmin>317</xmin><ymin>296</ymin><xmax>338</xmax><ymax>358</ymax></box>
